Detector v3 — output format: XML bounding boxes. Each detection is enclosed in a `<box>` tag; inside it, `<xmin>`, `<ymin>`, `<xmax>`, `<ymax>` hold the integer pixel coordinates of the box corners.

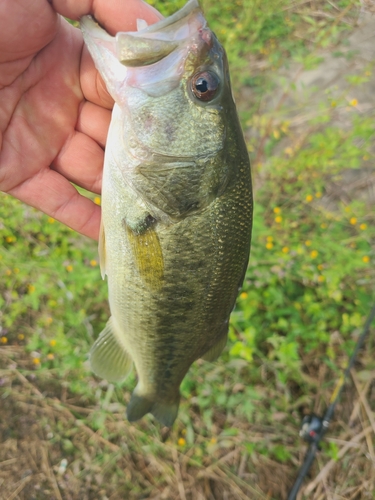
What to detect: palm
<box><xmin>0</xmin><ymin>0</ymin><xmax>161</xmax><ymax>240</ymax></box>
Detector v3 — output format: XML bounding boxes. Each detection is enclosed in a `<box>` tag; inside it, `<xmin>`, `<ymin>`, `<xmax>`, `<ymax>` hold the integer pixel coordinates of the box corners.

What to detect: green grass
<box><xmin>1</xmin><ymin>1</ymin><xmax>374</xmax><ymax>499</ymax></box>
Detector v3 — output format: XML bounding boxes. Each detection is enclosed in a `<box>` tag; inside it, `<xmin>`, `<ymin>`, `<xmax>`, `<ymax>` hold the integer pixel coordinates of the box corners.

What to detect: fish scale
<box><xmin>81</xmin><ymin>0</ymin><xmax>252</xmax><ymax>426</ymax></box>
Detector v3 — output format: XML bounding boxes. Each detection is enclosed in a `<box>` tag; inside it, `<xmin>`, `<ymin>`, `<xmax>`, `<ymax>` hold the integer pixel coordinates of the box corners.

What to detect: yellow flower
<box><xmin>317</xmin><ymin>264</ymin><xmax>324</xmax><ymax>271</ymax></box>
<box><xmin>344</xmin><ymin>206</ymin><xmax>351</xmax><ymax>213</ymax></box>
<box><xmin>48</xmin><ymin>217</ymin><xmax>55</xmax><ymax>224</ymax></box>
<box><xmin>273</xmin><ymin>207</ymin><xmax>281</xmax><ymax>214</ymax></box>
<box><xmin>331</xmin><ymin>100</ymin><xmax>337</xmax><ymax>108</ymax></box>
<box><xmin>282</xmin><ymin>246</ymin><xmax>289</xmax><ymax>253</ymax></box>
<box><xmin>359</xmin><ymin>223</ymin><xmax>367</xmax><ymax>230</ymax></box>
<box><xmin>266</xmin><ymin>236</ymin><xmax>273</xmax><ymax>242</ymax></box>
<box><xmin>33</xmin><ymin>357</ymin><xmax>41</xmax><ymax>365</ymax></box>
<box><xmin>240</xmin><ymin>292</ymin><xmax>248</xmax><ymax>299</ymax></box>
<box><xmin>94</xmin><ymin>197</ymin><xmax>101</xmax><ymax>205</ymax></box>
<box><xmin>349</xmin><ymin>98</ymin><xmax>358</xmax><ymax>107</ymax></box>
<box><xmin>305</xmin><ymin>194</ymin><xmax>313</xmax><ymax>202</ymax></box>
<box><xmin>266</xmin><ymin>242</ymin><xmax>274</xmax><ymax>250</ymax></box>
<box><xmin>317</xmin><ymin>275</ymin><xmax>325</xmax><ymax>282</ymax></box>
<box><xmin>181</xmin><ymin>428</ymin><xmax>187</xmax><ymax>436</ymax></box>
<box><xmin>177</xmin><ymin>437</ymin><xmax>186</xmax><ymax>446</ymax></box>
<box><xmin>18</xmin><ymin>334</ymin><xmax>25</xmax><ymax>340</ymax></box>
<box><xmin>13</xmin><ymin>268</ymin><xmax>20</xmax><ymax>274</ymax></box>
<box><xmin>47</xmin><ymin>353</ymin><xmax>55</xmax><ymax>360</ymax></box>
<box><xmin>349</xmin><ymin>217</ymin><xmax>357</xmax><ymax>225</ymax></box>
<box><xmin>45</xmin><ymin>317</ymin><xmax>53</xmax><ymax>325</ymax></box>
<box><xmin>5</xmin><ymin>269</ymin><xmax>11</xmax><ymax>276</ymax></box>
<box><xmin>362</xmin><ymin>256</ymin><xmax>370</xmax><ymax>263</ymax></box>
<box><xmin>310</xmin><ymin>250</ymin><xmax>318</xmax><ymax>259</ymax></box>
<box><xmin>49</xmin><ymin>339</ymin><xmax>57</xmax><ymax>347</ymax></box>
<box><xmin>273</xmin><ymin>130</ymin><xmax>280</xmax><ymax>139</ymax></box>
<box><xmin>315</xmin><ymin>192</ymin><xmax>322</xmax><ymax>198</ymax></box>
<box><xmin>0</xmin><ymin>336</ymin><xmax>8</xmax><ymax>344</ymax></box>
<box><xmin>305</xmin><ymin>240</ymin><xmax>312</xmax><ymax>247</ymax></box>
<box><xmin>66</xmin><ymin>265</ymin><xmax>73</xmax><ymax>272</ymax></box>
<box><xmin>281</xmin><ymin>122</ymin><xmax>289</xmax><ymax>134</ymax></box>
<box><xmin>320</xmin><ymin>223</ymin><xmax>327</xmax><ymax>229</ymax></box>
<box><xmin>363</xmin><ymin>155</ymin><xmax>369</xmax><ymax>161</ymax></box>
<box><xmin>284</xmin><ymin>147</ymin><xmax>293</xmax><ymax>156</ymax></box>
<box><xmin>275</xmin><ymin>216</ymin><xmax>282</xmax><ymax>224</ymax></box>
<box><xmin>28</xmin><ymin>284</ymin><xmax>36</xmax><ymax>294</ymax></box>
<box><xmin>90</xmin><ymin>260</ymin><xmax>98</xmax><ymax>267</ymax></box>
<box><xmin>210</xmin><ymin>437</ymin><xmax>217</xmax><ymax>444</ymax></box>
<box><xmin>6</xmin><ymin>236</ymin><xmax>15</xmax><ymax>243</ymax></box>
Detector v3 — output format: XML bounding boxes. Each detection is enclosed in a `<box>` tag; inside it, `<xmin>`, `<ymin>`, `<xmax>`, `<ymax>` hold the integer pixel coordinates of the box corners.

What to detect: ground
<box><xmin>0</xmin><ymin>3</ymin><xmax>375</xmax><ymax>500</ymax></box>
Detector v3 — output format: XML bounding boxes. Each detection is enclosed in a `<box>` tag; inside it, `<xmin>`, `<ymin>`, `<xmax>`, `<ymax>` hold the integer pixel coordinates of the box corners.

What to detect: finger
<box><xmin>8</xmin><ymin>169</ymin><xmax>101</xmax><ymax>240</ymax></box>
<box><xmin>0</xmin><ymin>0</ymin><xmax>57</xmax><ymax>62</ymax></box>
<box><xmin>52</xmin><ymin>130</ymin><xmax>103</xmax><ymax>193</ymax></box>
<box><xmin>76</xmin><ymin>101</ymin><xmax>111</xmax><ymax>148</ymax></box>
<box><xmin>80</xmin><ymin>46</ymin><xmax>114</xmax><ymax>109</ymax></box>
<box><xmin>73</xmin><ymin>0</ymin><xmax>163</xmax><ymax>108</ymax></box>
<box><xmin>52</xmin><ymin>0</ymin><xmax>162</xmax><ymax>31</ymax></box>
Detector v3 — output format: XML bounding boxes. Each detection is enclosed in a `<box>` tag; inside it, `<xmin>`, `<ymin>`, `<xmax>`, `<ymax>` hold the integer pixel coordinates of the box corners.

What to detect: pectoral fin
<box><xmin>89</xmin><ymin>317</ymin><xmax>132</xmax><ymax>383</ymax></box>
<box><xmin>125</xmin><ymin>216</ymin><xmax>164</xmax><ymax>291</ymax></box>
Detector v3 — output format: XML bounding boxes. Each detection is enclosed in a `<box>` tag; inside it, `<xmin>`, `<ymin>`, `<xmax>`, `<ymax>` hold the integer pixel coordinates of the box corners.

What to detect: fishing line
<box><xmin>287</xmin><ymin>302</ymin><xmax>375</xmax><ymax>500</ymax></box>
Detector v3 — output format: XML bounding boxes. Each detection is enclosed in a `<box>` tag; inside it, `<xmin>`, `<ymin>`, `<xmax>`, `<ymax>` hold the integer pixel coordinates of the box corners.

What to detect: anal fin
<box><xmin>90</xmin><ymin>317</ymin><xmax>132</xmax><ymax>383</ymax></box>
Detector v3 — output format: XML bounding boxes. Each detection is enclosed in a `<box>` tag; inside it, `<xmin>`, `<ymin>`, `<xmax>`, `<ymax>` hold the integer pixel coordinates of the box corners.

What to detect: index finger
<box><xmin>51</xmin><ymin>0</ymin><xmax>162</xmax><ymax>32</ymax></box>
<box><xmin>53</xmin><ymin>0</ymin><xmax>163</xmax><ymax>110</ymax></box>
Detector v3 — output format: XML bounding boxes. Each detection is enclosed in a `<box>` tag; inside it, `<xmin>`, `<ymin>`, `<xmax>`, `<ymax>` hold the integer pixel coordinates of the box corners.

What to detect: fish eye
<box><xmin>191</xmin><ymin>71</ymin><xmax>219</xmax><ymax>102</ymax></box>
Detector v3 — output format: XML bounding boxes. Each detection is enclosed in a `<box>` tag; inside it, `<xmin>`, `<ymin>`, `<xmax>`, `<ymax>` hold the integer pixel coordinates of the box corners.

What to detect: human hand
<box><xmin>0</xmin><ymin>0</ymin><xmax>161</xmax><ymax>240</ymax></box>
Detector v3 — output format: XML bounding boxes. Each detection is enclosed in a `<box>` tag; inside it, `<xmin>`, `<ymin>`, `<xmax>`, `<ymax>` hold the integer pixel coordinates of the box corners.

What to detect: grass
<box><xmin>1</xmin><ymin>1</ymin><xmax>375</xmax><ymax>499</ymax></box>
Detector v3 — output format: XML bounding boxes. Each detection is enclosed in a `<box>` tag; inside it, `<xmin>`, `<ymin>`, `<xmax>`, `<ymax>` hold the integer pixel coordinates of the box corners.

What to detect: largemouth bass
<box><xmin>81</xmin><ymin>0</ymin><xmax>252</xmax><ymax>427</ymax></box>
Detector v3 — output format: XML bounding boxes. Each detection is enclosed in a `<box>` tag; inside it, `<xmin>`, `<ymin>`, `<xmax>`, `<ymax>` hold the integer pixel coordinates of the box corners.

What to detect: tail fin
<box><xmin>126</xmin><ymin>387</ymin><xmax>180</xmax><ymax>427</ymax></box>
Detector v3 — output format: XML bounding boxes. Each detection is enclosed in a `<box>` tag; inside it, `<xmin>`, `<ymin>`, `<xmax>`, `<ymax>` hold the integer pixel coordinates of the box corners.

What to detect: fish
<box><xmin>80</xmin><ymin>0</ymin><xmax>252</xmax><ymax>427</ymax></box>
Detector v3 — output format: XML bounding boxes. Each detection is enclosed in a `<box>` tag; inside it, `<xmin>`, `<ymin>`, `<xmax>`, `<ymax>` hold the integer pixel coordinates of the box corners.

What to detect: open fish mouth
<box><xmin>81</xmin><ymin>0</ymin><xmax>219</xmax><ymax>100</ymax></box>
<box><xmin>80</xmin><ymin>0</ymin><xmax>209</xmax><ymax>77</ymax></box>
<box><xmin>80</xmin><ymin>1</ymin><xmax>214</xmax><ymax>100</ymax></box>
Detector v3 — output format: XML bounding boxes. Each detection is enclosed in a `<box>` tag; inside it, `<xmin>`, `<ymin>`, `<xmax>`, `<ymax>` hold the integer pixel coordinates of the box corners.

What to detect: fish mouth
<box><xmin>80</xmin><ymin>0</ymin><xmax>212</xmax><ymax>98</ymax></box>
<box><xmin>81</xmin><ymin>0</ymin><xmax>207</xmax><ymax>67</ymax></box>
<box><xmin>137</xmin><ymin>0</ymin><xmax>201</xmax><ymax>35</ymax></box>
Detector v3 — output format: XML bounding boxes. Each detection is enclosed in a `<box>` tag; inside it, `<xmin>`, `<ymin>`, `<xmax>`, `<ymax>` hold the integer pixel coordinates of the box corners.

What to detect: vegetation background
<box><xmin>0</xmin><ymin>0</ymin><xmax>374</xmax><ymax>498</ymax></box>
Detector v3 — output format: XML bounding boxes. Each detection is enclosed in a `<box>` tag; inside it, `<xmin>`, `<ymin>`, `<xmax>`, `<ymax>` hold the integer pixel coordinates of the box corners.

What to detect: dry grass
<box><xmin>1</xmin><ymin>345</ymin><xmax>374</xmax><ymax>500</ymax></box>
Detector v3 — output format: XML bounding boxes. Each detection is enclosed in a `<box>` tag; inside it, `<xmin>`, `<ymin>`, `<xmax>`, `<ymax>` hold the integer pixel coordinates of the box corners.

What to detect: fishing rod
<box><xmin>287</xmin><ymin>303</ymin><xmax>375</xmax><ymax>500</ymax></box>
